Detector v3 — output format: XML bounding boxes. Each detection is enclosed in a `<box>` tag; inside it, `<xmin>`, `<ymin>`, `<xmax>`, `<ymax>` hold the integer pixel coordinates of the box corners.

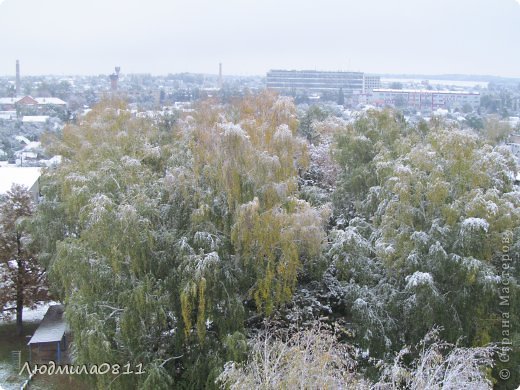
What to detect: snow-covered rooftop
<box><xmin>22</xmin><ymin>141</ymin><xmax>41</xmax><ymax>151</ymax></box>
<box><xmin>22</xmin><ymin>116</ymin><xmax>49</xmax><ymax>123</ymax></box>
<box><xmin>0</xmin><ymin>97</ymin><xmax>67</xmax><ymax>105</ymax></box>
<box><xmin>0</xmin><ymin>97</ymin><xmax>19</xmax><ymax>104</ymax></box>
<box><xmin>34</xmin><ymin>97</ymin><xmax>67</xmax><ymax>105</ymax></box>
<box><xmin>14</xmin><ymin>135</ymin><xmax>31</xmax><ymax>145</ymax></box>
<box><xmin>0</xmin><ymin>112</ymin><xmax>15</xmax><ymax>120</ymax></box>
<box><xmin>0</xmin><ymin>167</ymin><xmax>41</xmax><ymax>194</ymax></box>
<box><xmin>41</xmin><ymin>155</ymin><xmax>62</xmax><ymax>167</ymax></box>
<box><xmin>28</xmin><ymin>304</ymin><xmax>67</xmax><ymax>345</ymax></box>
<box><xmin>373</xmin><ymin>89</ymin><xmax>480</xmax><ymax>95</ymax></box>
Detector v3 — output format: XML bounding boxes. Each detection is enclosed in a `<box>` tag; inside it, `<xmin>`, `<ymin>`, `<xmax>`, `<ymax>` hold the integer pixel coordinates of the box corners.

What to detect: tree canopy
<box><xmin>34</xmin><ymin>94</ymin><xmax>326</xmax><ymax>388</ymax></box>
<box><xmin>32</xmin><ymin>99</ymin><xmax>520</xmax><ymax>388</ymax></box>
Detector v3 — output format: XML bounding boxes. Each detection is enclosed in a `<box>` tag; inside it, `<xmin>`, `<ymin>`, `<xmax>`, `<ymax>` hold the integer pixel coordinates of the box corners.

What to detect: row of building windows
<box><xmin>266</xmin><ymin>70</ymin><xmax>379</xmax><ymax>93</ymax></box>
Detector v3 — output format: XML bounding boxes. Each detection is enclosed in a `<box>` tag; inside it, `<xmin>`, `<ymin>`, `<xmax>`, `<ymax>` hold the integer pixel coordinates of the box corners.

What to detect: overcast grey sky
<box><xmin>0</xmin><ymin>0</ymin><xmax>519</xmax><ymax>77</ymax></box>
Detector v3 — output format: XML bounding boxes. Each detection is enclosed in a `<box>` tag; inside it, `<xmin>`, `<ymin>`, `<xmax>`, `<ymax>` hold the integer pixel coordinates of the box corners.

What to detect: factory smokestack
<box><xmin>16</xmin><ymin>60</ymin><xmax>20</xmax><ymax>96</ymax></box>
<box><xmin>109</xmin><ymin>66</ymin><xmax>120</xmax><ymax>91</ymax></box>
<box><xmin>218</xmin><ymin>63</ymin><xmax>223</xmax><ymax>89</ymax></box>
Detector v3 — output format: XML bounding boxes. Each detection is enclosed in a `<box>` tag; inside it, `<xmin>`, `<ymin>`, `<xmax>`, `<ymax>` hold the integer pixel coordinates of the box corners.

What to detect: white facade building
<box><xmin>266</xmin><ymin>70</ymin><xmax>364</xmax><ymax>93</ymax></box>
<box><xmin>371</xmin><ymin>88</ymin><xmax>480</xmax><ymax>111</ymax></box>
<box><xmin>363</xmin><ymin>75</ymin><xmax>381</xmax><ymax>93</ymax></box>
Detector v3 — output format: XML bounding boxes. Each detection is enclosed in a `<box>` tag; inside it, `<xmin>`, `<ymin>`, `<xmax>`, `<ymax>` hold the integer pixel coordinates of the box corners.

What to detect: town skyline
<box><xmin>1</xmin><ymin>0</ymin><xmax>520</xmax><ymax>78</ymax></box>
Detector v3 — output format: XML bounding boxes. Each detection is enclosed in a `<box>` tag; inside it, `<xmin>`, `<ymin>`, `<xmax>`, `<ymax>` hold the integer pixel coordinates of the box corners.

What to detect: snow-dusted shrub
<box><xmin>374</xmin><ymin>327</ymin><xmax>496</xmax><ymax>390</ymax></box>
<box><xmin>217</xmin><ymin>322</ymin><xmax>369</xmax><ymax>390</ymax></box>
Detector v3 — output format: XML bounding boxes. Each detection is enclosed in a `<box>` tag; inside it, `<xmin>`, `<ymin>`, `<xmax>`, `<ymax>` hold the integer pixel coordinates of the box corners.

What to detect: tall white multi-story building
<box><xmin>266</xmin><ymin>70</ymin><xmax>364</xmax><ymax>94</ymax></box>
<box><xmin>363</xmin><ymin>75</ymin><xmax>381</xmax><ymax>93</ymax></box>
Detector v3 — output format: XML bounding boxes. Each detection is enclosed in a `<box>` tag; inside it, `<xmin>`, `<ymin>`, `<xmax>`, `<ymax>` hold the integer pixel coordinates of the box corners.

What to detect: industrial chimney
<box><xmin>16</xmin><ymin>60</ymin><xmax>21</xmax><ymax>96</ymax></box>
<box><xmin>218</xmin><ymin>63</ymin><xmax>223</xmax><ymax>89</ymax></box>
<box><xmin>109</xmin><ymin>66</ymin><xmax>120</xmax><ymax>91</ymax></box>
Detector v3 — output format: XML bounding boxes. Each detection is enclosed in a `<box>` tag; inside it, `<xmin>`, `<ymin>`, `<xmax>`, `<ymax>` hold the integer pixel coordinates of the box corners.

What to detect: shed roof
<box><xmin>0</xmin><ymin>167</ymin><xmax>41</xmax><ymax>195</ymax></box>
<box><xmin>28</xmin><ymin>305</ymin><xmax>67</xmax><ymax>345</ymax></box>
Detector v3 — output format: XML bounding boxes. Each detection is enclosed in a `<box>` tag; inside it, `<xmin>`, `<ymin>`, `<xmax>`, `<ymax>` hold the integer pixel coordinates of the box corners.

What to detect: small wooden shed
<box><xmin>27</xmin><ymin>304</ymin><xmax>68</xmax><ymax>363</ymax></box>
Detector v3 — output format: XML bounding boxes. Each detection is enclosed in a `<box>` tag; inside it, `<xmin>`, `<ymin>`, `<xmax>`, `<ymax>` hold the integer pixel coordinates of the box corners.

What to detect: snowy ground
<box><xmin>0</xmin><ymin>301</ymin><xmax>58</xmax><ymax>390</ymax></box>
<box><xmin>0</xmin><ymin>301</ymin><xmax>59</xmax><ymax>325</ymax></box>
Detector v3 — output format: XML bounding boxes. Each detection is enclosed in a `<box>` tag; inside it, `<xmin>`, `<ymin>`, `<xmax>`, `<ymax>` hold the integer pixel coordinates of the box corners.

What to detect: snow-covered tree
<box><xmin>0</xmin><ymin>184</ymin><xmax>48</xmax><ymax>335</ymax></box>
<box><xmin>33</xmin><ymin>94</ymin><xmax>327</xmax><ymax>389</ymax></box>
<box><xmin>329</xmin><ymin>111</ymin><xmax>519</xmax><ymax>386</ymax></box>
